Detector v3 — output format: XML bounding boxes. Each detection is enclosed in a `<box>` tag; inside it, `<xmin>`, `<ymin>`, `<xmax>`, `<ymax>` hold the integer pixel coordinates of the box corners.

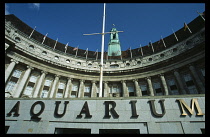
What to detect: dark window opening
<box><xmin>155</xmin><ymin>88</ymin><xmax>162</xmax><ymax>93</ymax></box>
<box><xmin>99</xmin><ymin>129</ymin><xmax>140</xmax><ymax>134</ymax></box>
<box><xmin>54</xmin><ymin>128</ymin><xmax>91</xmax><ymax>134</ymax></box>
<box><xmin>110</xmin><ymin>64</ymin><xmax>119</xmax><ymax>68</ymax></box>
<box><xmin>71</xmin><ymin>91</ymin><xmax>77</xmax><ymax>97</ymax></box>
<box><xmin>186</xmin><ymin>80</ymin><xmax>194</xmax><ymax>87</ymax></box>
<box><xmin>170</xmin><ymin>85</ymin><xmax>177</xmax><ymax>90</ymax></box>
<box><xmin>84</xmin><ymin>92</ymin><xmax>90</xmax><ymax>97</ymax></box>
<box><xmin>129</xmin><ymin>92</ymin><xmax>135</xmax><ymax>96</ymax></box>
<box><xmin>201</xmin><ymin>128</ymin><xmax>205</xmax><ymax>134</ymax></box>
<box><xmin>113</xmin><ymin>34</ymin><xmax>116</xmax><ymax>39</ymax></box>
<box><xmin>142</xmin><ymin>90</ymin><xmax>148</xmax><ymax>96</ymax></box>
<box><xmin>112</xmin><ymin>93</ymin><xmax>120</xmax><ymax>97</ymax></box>
<box><xmin>5</xmin><ymin>126</ymin><xmax>9</xmax><ymax>134</ymax></box>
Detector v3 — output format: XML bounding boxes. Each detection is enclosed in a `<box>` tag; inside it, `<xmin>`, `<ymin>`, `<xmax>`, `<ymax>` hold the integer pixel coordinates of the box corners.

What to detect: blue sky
<box><xmin>5</xmin><ymin>3</ymin><xmax>205</xmax><ymax>52</ymax></box>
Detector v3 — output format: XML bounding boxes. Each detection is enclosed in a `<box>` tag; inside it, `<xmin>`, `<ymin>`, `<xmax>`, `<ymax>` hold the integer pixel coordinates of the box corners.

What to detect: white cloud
<box><xmin>5</xmin><ymin>4</ymin><xmax>10</xmax><ymax>15</ymax></box>
<box><xmin>28</xmin><ymin>3</ymin><xmax>40</xmax><ymax>10</ymax></box>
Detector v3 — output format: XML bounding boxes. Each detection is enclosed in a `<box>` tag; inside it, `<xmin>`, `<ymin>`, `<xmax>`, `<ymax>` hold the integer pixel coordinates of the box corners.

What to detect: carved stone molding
<box><xmin>11</xmin><ymin>59</ymin><xmax>19</xmax><ymax>64</ymax></box>
<box><xmin>27</xmin><ymin>65</ymin><xmax>34</xmax><ymax>70</ymax></box>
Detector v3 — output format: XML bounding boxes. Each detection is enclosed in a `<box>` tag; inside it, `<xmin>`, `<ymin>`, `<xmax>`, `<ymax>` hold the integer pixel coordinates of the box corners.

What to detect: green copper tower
<box><xmin>108</xmin><ymin>27</ymin><xmax>122</xmax><ymax>56</ymax></box>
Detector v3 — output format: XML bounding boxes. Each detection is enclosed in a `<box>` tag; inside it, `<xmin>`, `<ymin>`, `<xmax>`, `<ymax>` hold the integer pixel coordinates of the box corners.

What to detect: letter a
<box><xmin>7</xmin><ymin>101</ymin><xmax>20</xmax><ymax>117</ymax></box>
<box><xmin>77</xmin><ymin>101</ymin><xmax>92</xmax><ymax>118</ymax></box>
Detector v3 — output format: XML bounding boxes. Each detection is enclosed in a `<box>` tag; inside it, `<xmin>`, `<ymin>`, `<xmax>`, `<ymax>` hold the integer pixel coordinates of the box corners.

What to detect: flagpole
<box><xmin>65</xmin><ymin>42</ymin><xmax>69</xmax><ymax>53</ymax></box>
<box><xmin>99</xmin><ymin>3</ymin><xmax>106</xmax><ymax>97</ymax></box>
<box><xmin>184</xmin><ymin>22</ymin><xmax>192</xmax><ymax>33</ymax></box>
<box><xmin>197</xmin><ymin>11</ymin><xmax>205</xmax><ymax>21</ymax></box>
<box><xmin>86</xmin><ymin>50</ymin><xmax>88</xmax><ymax>60</ymax></box>
<box><xmin>150</xmin><ymin>40</ymin><xmax>154</xmax><ymax>53</ymax></box>
<box><xmin>172</xmin><ymin>28</ymin><xmax>178</xmax><ymax>41</ymax></box>
<box><xmin>161</xmin><ymin>36</ymin><xmax>166</xmax><ymax>48</ymax></box>
<box><xmin>139</xmin><ymin>44</ymin><xmax>143</xmax><ymax>56</ymax></box>
<box><xmin>42</xmin><ymin>33</ymin><xmax>48</xmax><ymax>44</ymax></box>
<box><xmin>53</xmin><ymin>38</ymin><xmax>58</xmax><ymax>50</ymax></box>
<box><xmin>95</xmin><ymin>49</ymin><xmax>98</xmax><ymax>60</ymax></box>
<box><xmin>29</xmin><ymin>26</ymin><xmax>36</xmax><ymax>38</ymax></box>
<box><xmin>130</xmin><ymin>47</ymin><xmax>132</xmax><ymax>58</ymax></box>
<box><xmin>75</xmin><ymin>46</ymin><xmax>79</xmax><ymax>57</ymax></box>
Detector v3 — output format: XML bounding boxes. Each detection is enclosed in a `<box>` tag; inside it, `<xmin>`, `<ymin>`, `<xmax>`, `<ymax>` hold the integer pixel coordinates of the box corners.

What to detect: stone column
<box><xmin>173</xmin><ymin>70</ymin><xmax>187</xmax><ymax>94</ymax></box>
<box><xmin>33</xmin><ymin>71</ymin><xmax>48</xmax><ymax>98</ymax></box>
<box><xmin>13</xmin><ymin>66</ymin><xmax>34</xmax><ymax>98</ymax></box>
<box><xmin>78</xmin><ymin>79</ymin><xmax>85</xmax><ymax>98</ymax></box>
<box><xmin>145</xmin><ymin>77</ymin><xmax>154</xmax><ymax>96</ymax></box>
<box><xmin>159</xmin><ymin>74</ymin><xmax>169</xmax><ymax>95</ymax></box>
<box><xmin>133</xmin><ymin>79</ymin><xmax>142</xmax><ymax>97</ymax></box>
<box><xmin>103</xmin><ymin>81</ymin><xmax>109</xmax><ymax>97</ymax></box>
<box><xmin>64</xmin><ymin>78</ymin><xmax>73</xmax><ymax>98</ymax></box>
<box><xmin>49</xmin><ymin>75</ymin><xmax>60</xmax><ymax>98</ymax></box>
<box><xmin>91</xmin><ymin>81</ymin><xmax>97</xmax><ymax>97</ymax></box>
<box><xmin>121</xmin><ymin>80</ymin><xmax>129</xmax><ymax>97</ymax></box>
<box><xmin>5</xmin><ymin>59</ymin><xmax>19</xmax><ymax>83</ymax></box>
<box><xmin>189</xmin><ymin>64</ymin><xmax>205</xmax><ymax>93</ymax></box>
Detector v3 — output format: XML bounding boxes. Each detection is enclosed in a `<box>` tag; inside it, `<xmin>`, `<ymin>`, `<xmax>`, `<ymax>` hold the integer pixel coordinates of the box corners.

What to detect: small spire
<box><xmin>113</xmin><ymin>24</ymin><xmax>115</xmax><ymax>27</ymax></box>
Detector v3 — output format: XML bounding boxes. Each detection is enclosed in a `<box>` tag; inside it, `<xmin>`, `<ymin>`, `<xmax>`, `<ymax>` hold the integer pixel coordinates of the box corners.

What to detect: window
<box><xmin>54</xmin><ymin>56</ymin><xmax>59</xmax><ymax>60</ymax></box>
<box><xmin>167</xmin><ymin>78</ymin><xmax>179</xmax><ymax>95</ymax></box>
<box><xmin>188</xmin><ymin>86</ymin><xmax>198</xmax><ymax>94</ymax></box>
<box><xmin>58</xmin><ymin>83</ymin><xmax>65</xmax><ymax>89</ymax></box>
<box><xmin>173</xmin><ymin>48</ymin><xmax>177</xmax><ymax>52</ymax></box>
<box><xmin>24</xmin><ymin>86</ymin><xmax>33</xmax><ymax>96</ymax></box>
<box><xmin>77</xmin><ymin>62</ymin><xmax>81</xmax><ymax>66</ymax></box>
<box><xmin>183</xmin><ymin>73</ymin><xmax>192</xmax><ymax>81</ymax></box>
<box><xmin>15</xmin><ymin>37</ymin><xmax>21</xmax><ymax>42</ymax></box>
<box><xmin>54</xmin><ymin>128</ymin><xmax>91</xmax><ymax>134</ymax></box>
<box><xmin>110</xmin><ymin>64</ymin><xmax>119</xmax><ymax>68</ymax></box>
<box><xmin>126</xmin><ymin>63</ymin><xmax>130</xmax><ymax>67</ymax></box>
<box><xmin>186</xmin><ymin>80</ymin><xmax>194</xmax><ymax>87</ymax></box>
<box><xmin>148</xmin><ymin>58</ymin><xmax>152</xmax><ymax>61</ymax></box>
<box><xmin>160</xmin><ymin>53</ymin><xmax>164</xmax><ymax>57</ymax></box>
<box><xmin>44</xmin><ymin>79</ymin><xmax>52</xmax><ymax>87</ymax></box>
<box><xmin>41</xmin><ymin>89</ymin><xmax>48</xmax><ymax>98</ymax></box>
<box><xmin>88</xmin><ymin>64</ymin><xmax>92</xmax><ymax>67</ymax></box>
<box><xmin>29</xmin><ymin>75</ymin><xmax>37</xmax><ymax>83</ymax></box>
<box><xmin>137</xmin><ymin>61</ymin><xmax>141</xmax><ymax>65</ymax></box>
<box><xmin>12</xmin><ymin>69</ymin><xmax>22</xmax><ymax>78</ymax></box>
<box><xmin>66</xmin><ymin>59</ymin><xmax>70</xmax><ymax>63</ymax></box>
<box><xmin>56</xmin><ymin>82</ymin><xmax>65</xmax><ymax>98</ymax></box>
<box><xmin>110</xmin><ymin>84</ymin><xmax>120</xmax><ymax>93</ymax></box>
<box><xmin>56</xmin><ymin>89</ymin><xmax>63</xmax><ymax>98</ymax></box>
<box><xmin>29</xmin><ymin>45</ymin><xmax>34</xmax><ymax>50</ymax></box>
<box><xmin>85</xmin><ymin>86</ymin><xmax>91</xmax><ymax>93</ymax></box>
<box><xmin>140</xmin><ymin>84</ymin><xmax>148</xmax><ymax>96</ymax></box>
<box><xmin>113</xmin><ymin>34</ymin><xmax>116</xmax><ymax>39</ymax></box>
<box><xmin>42</xmin><ymin>51</ymin><xmax>47</xmax><ymax>55</ymax></box>
<box><xmin>71</xmin><ymin>91</ymin><xmax>77</xmax><ymax>98</ymax></box>
<box><xmin>5</xmin><ymin>81</ymin><xmax>16</xmax><ymax>92</ymax></box>
<box><xmin>183</xmin><ymin>73</ymin><xmax>198</xmax><ymax>94</ymax></box>
<box><xmin>153</xmin><ymin>82</ymin><xmax>163</xmax><ymax>96</ymax></box>
<box><xmin>127</xmin><ymin>83</ymin><xmax>135</xmax><ymax>96</ymax></box>
<box><xmin>72</xmin><ymin>84</ymin><xmax>78</xmax><ymax>91</ymax></box>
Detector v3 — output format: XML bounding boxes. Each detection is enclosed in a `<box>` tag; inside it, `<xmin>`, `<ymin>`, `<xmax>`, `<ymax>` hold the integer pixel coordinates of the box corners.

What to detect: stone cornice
<box><xmin>5</xmin><ymin>18</ymin><xmax>205</xmax><ymax>75</ymax></box>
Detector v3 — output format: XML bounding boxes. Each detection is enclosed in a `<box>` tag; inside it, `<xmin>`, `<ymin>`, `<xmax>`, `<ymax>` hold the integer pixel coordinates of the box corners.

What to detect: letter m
<box><xmin>176</xmin><ymin>98</ymin><xmax>204</xmax><ymax>116</ymax></box>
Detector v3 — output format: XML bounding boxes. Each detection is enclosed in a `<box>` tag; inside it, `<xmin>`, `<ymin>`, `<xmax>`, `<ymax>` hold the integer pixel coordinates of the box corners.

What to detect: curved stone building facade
<box><xmin>5</xmin><ymin>14</ymin><xmax>205</xmax><ymax>134</ymax></box>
